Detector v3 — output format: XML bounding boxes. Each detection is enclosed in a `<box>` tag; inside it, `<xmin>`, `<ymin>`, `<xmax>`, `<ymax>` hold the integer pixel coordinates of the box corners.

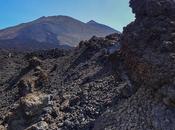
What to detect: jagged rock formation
<box><xmin>122</xmin><ymin>0</ymin><xmax>175</xmax><ymax>88</ymax></box>
<box><xmin>93</xmin><ymin>0</ymin><xmax>175</xmax><ymax>130</ymax></box>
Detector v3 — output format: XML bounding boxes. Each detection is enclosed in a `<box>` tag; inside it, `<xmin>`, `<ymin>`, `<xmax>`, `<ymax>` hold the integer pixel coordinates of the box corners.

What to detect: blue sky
<box><xmin>0</xmin><ymin>0</ymin><xmax>135</xmax><ymax>31</ymax></box>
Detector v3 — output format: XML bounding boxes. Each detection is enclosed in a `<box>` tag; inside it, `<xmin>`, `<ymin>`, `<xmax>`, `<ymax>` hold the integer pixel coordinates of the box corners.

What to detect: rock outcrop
<box><xmin>1</xmin><ymin>57</ymin><xmax>54</xmax><ymax>130</ymax></box>
<box><xmin>122</xmin><ymin>0</ymin><xmax>175</xmax><ymax>88</ymax></box>
<box><xmin>93</xmin><ymin>0</ymin><xmax>175</xmax><ymax>130</ymax></box>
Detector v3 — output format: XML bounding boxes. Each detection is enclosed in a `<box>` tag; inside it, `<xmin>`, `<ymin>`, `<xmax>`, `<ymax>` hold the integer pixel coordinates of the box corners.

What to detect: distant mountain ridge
<box><xmin>0</xmin><ymin>15</ymin><xmax>119</xmax><ymax>51</ymax></box>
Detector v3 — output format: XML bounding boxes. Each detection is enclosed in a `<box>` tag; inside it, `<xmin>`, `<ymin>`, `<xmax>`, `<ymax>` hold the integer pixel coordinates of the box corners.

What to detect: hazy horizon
<box><xmin>0</xmin><ymin>0</ymin><xmax>135</xmax><ymax>31</ymax></box>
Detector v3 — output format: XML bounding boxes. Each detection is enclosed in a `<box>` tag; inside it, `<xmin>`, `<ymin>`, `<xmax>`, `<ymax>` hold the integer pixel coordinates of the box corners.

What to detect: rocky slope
<box><xmin>0</xmin><ymin>16</ymin><xmax>118</xmax><ymax>51</ymax></box>
<box><xmin>0</xmin><ymin>33</ymin><xmax>126</xmax><ymax>130</ymax></box>
<box><xmin>0</xmin><ymin>0</ymin><xmax>175</xmax><ymax>130</ymax></box>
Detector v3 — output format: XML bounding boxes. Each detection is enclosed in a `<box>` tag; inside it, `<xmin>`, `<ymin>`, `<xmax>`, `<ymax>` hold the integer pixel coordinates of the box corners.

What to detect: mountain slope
<box><xmin>87</xmin><ymin>20</ymin><xmax>120</xmax><ymax>34</ymax></box>
<box><xmin>0</xmin><ymin>16</ymin><xmax>118</xmax><ymax>51</ymax></box>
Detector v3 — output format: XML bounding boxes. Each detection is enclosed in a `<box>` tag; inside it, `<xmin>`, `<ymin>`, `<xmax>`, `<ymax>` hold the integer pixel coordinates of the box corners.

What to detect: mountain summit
<box><xmin>0</xmin><ymin>16</ymin><xmax>118</xmax><ymax>51</ymax></box>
